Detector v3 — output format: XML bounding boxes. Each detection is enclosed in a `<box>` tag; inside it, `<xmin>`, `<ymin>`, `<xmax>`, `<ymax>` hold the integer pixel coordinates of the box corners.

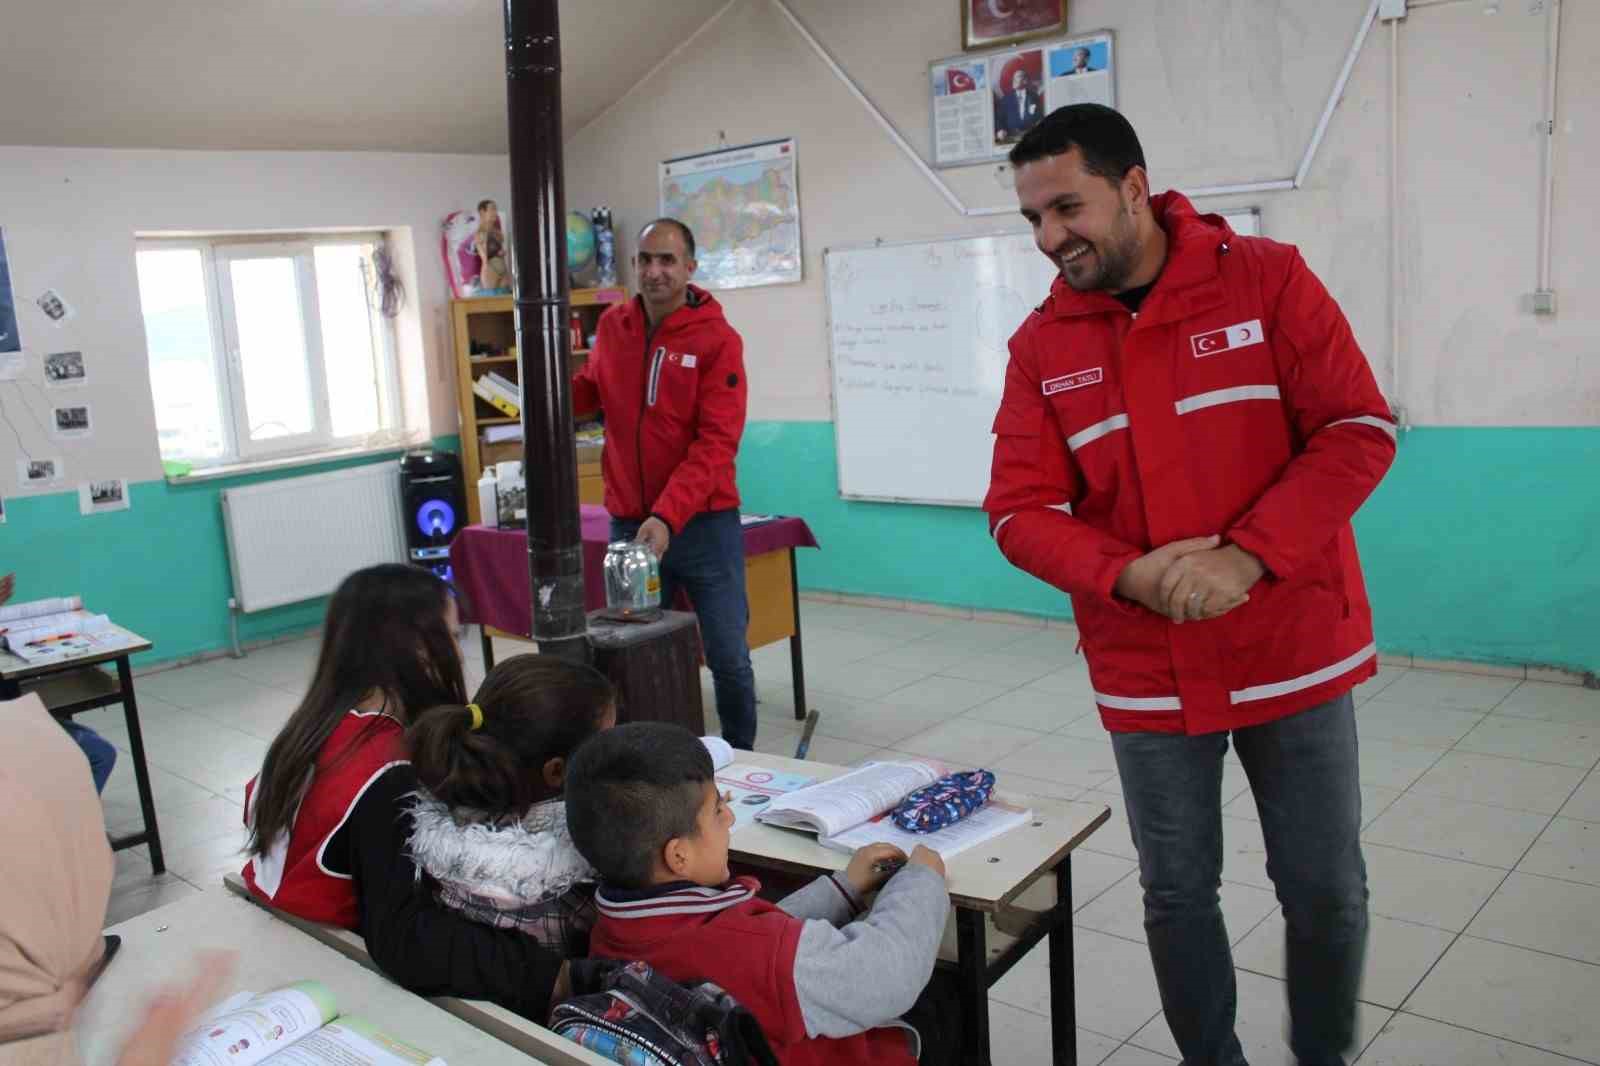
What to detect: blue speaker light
<box><xmin>415</xmin><ymin>499</ymin><xmax>457</xmax><ymax>539</ymax></box>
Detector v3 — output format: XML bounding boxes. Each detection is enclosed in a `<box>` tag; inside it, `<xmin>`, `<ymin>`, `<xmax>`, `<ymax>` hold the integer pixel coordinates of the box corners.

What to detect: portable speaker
<box><xmin>399</xmin><ymin>451</ymin><xmax>466</xmax><ymax>574</ymax></box>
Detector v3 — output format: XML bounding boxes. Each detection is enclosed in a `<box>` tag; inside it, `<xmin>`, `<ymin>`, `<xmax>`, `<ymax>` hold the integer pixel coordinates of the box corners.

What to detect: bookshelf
<box><xmin>451</xmin><ymin>286</ymin><xmax>628</xmax><ymax>525</ymax></box>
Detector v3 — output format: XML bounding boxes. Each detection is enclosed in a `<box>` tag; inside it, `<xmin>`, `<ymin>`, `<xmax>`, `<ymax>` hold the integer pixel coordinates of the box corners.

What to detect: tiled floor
<box><xmin>96</xmin><ymin>599</ymin><xmax>1600</xmax><ymax>1064</ymax></box>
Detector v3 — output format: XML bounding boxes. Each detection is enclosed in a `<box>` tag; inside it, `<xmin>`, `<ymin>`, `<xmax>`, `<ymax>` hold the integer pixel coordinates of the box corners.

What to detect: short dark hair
<box><xmin>408</xmin><ymin>654</ymin><xmax>616</xmax><ymax>821</ymax></box>
<box><xmin>477</xmin><ymin>199</ymin><xmax>496</xmax><ymax>213</ymax></box>
<box><xmin>638</xmin><ymin>217</ymin><xmax>696</xmax><ymax>260</ymax></box>
<box><xmin>1008</xmin><ymin>103</ymin><xmax>1147</xmax><ymax>183</ymax></box>
<box><xmin>564</xmin><ymin>722</ymin><xmax>712</xmax><ymax>888</ymax></box>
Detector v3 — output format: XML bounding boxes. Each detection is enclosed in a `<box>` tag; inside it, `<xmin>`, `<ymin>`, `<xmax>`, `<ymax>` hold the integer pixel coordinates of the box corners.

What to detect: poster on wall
<box><xmin>441</xmin><ymin>199</ymin><xmax>510</xmax><ymax>299</ymax></box>
<box><xmin>0</xmin><ymin>227</ymin><xmax>21</xmax><ymax>373</ymax></box>
<box><xmin>962</xmin><ymin>0</ymin><xmax>1067</xmax><ymax>50</ymax></box>
<box><xmin>931</xmin><ymin>30</ymin><xmax>1115</xmax><ymax>167</ymax></box>
<box><xmin>659</xmin><ymin>138</ymin><xmax>802</xmax><ymax>291</ymax></box>
<box><xmin>79</xmin><ymin>479</ymin><xmax>130</xmax><ymax>516</ymax></box>
<box><xmin>17</xmin><ymin>457</ymin><xmax>65</xmax><ymax>488</ymax></box>
<box><xmin>44</xmin><ymin>350</ymin><xmax>87</xmax><ymax>387</ymax></box>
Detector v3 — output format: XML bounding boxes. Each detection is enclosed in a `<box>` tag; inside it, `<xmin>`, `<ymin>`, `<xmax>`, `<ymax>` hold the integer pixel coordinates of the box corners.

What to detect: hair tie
<box><xmin>466</xmin><ymin>703</ymin><xmax>484</xmax><ymax>731</ymax></box>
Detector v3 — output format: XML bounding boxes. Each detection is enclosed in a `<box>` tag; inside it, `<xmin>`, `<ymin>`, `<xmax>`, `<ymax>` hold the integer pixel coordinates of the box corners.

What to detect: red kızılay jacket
<box><xmin>984</xmin><ymin>192</ymin><xmax>1397</xmax><ymax>735</ymax></box>
<box><xmin>573</xmin><ymin>285</ymin><xmax>747</xmax><ymax>533</ymax></box>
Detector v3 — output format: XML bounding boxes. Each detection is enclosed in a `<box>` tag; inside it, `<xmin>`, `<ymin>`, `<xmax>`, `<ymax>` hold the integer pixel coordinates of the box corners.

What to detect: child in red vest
<box><xmin>406</xmin><ymin>654</ymin><xmax>616</xmax><ymax>956</ymax></box>
<box><xmin>241</xmin><ymin>564</ymin><xmax>569</xmax><ymax>1022</ymax></box>
<box><xmin>565</xmin><ymin>722</ymin><xmax>952</xmax><ymax>1066</ymax></box>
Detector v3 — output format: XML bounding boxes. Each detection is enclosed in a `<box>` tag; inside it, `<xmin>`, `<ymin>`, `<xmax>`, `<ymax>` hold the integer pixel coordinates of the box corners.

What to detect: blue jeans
<box><xmin>611</xmin><ymin>510</ymin><xmax>758</xmax><ymax>749</ymax></box>
<box><xmin>61</xmin><ymin>720</ymin><xmax>118</xmax><ymax>794</ymax></box>
<box><xmin>1110</xmin><ymin>694</ymin><xmax>1368</xmax><ymax>1066</ymax></box>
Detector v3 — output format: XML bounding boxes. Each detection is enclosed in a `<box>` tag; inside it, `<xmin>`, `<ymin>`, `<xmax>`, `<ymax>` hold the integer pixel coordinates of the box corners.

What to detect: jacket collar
<box><xmin>625</xmin><ymin>283</ymin><xmax>721</xmax><ymax>336</ymax></box>
<box><xmin>595</xmin><ymin>875</ymin><xmax>758</xmax><ymax>920</ymax></box>
<box><xmin>1042</xmin><ymin>190</ymin><xmax>1232</xmax><ymax>326</ymax></box>
<box><xmin>407</xmin><ymin>794</ymin><xmax>596</xmax><ymax>903</ymax></box>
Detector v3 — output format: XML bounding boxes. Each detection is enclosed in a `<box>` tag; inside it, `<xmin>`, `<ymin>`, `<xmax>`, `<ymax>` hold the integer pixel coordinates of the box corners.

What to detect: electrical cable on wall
<box><xmin>373</xmin><ymin>239</ymin><xmax>405</xmax><ymax>319</ymax></box>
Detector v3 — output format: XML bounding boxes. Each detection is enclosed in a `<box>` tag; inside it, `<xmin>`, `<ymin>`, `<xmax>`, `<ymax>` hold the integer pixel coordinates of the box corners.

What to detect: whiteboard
<box><xmin>825</xmin><ymin>210</ymin><xmax>1260</xmax><ymax>507</ymax></box>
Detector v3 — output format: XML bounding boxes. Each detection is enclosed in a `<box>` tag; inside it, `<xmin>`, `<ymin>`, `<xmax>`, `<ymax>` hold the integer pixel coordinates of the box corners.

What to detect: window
<box><xmin>135</xmin><ymin>234</ymin><xmax>401</xmax><ymax>467</ymax></box>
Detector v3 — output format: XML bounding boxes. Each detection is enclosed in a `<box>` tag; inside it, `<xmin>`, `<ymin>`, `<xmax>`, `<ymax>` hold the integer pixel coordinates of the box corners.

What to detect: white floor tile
<box><xmin>1353</xmin><ymin>666</ymin><xmax>1408</xmax><ymax>706</ymax></box>
<box><xmin>1409</xmin><ymin>751</ymin><xmax>1587</xmax><ymax>815</ymax></box>
<box><xmin>1492</xmin><ymin>681</ymin><xmax>1600</xmax><ymax>725</ymax></box>
<box><xmin>935</xmin><ymin>651</ymin><xmax>1060</xmax><ymax>687</ymax></box>
<box><xmin>1074</xmin><ymin>873</ymin><xmax>1279</xmax><ymax>948</ymax></box>
<box><xmin>869</xmin><ymin>640</ymin><xmax>973</xmax><ymax>675</ymax></box>
<box><xmin>1468</xmin><ymin>872</ymin><xmax>1600</xmax><ymax>965</ymax></box>
<box><xmin>750</xmin><ymin>725</ymin><xmax>801</xmax><ymax>758</ymax></box>
<box><xmin>965</xmin><ymin>686</ymin><xmax>1094</xmax><ymax>733</ymax></box>
<box><xmin>1220</xmin><ymin>814</ymin><xmax>1274</xmax><ymax>890</ymax></box>
<box><xmin>1234</xmin><ymin>911</ymin><xmax>1454</xmax><ymax>1010</ymax></box>
<box><xmin>1128</xmin><ymin>969</ymin><xmax>1392</xmax><ymax>1064</ymax></box>
<box><xmin>99</xmin><ymin>759</ymin><xmax>221</xmax><ymax>832</ymax></box>
<box><xmin>1376</xmin><ymin>671</ymin><xmax>1521</xmax><ymax>711</ymax></box>
<box><xmin>906</xmin><ymin>620</ymin><xmax>1036</xmax><ymax>656</ymax></box>
<box><xmin>992</xmin><ymin>931</ymin><xmax>1164</xmax><ymax>1041</ymax></box>
<box><xmin>1001</xmin><ymin>769</ymin><xmax>1090</xmax><ymax>802</ymax></box>
<box><xmin>896</xmin><ymin>717</ymin><xmax>1046</xmax><ymax>767</ymax></box>
<box><xmin>1001</xmin><ymin>630</ymin><xmax>1089</xmax><ymax>668</ymax></box>
<box><xmin>809</xmin><ymin>699</ymin><xmax>964</xmax><ymax>748</ymax></box>
<box><xmin>792</xmin><ymin>733</ymin><xmax>881</xmax><ymax>767</ymax></box>
<box><xmin>1362</xmin><ymin>793</ymin><xmax>1552</xmax><ymax>869</ymax></box>
<box><xmin>1356</xmin><ymin>1011</ymin><xmax>1580</xmax><ymax>1066</ymax></box>
<box><xmin>1024</xmin><ymin>666</ymin><xmax>1100</xmax><ymax>699</ymax></box>
<box><xmin>1356</xmin><ymin>738</ymin><xmax>1448</xmax><ymax>791</ymax></box>
<box><xmin>119</xmin><ymin>794</ymin><xmax>242</xmax><ymax>852</ymax></box>
<box><xmin>1454</xmin><ymin>716</ymin><xmax>1600</xmax><ymax>771</ymax></box>
<box><xmin>1101</xmin><ymin>1046</ymin><xmax>1178</xmax><ymax>1066</ymax></box>
<box><xmin>1560</xmin><ymin>769</ymin><xmax>1600</xmax><ymax>823</ymax></box>
<box><xmin>983</xmin><ymin>1000</ymin><xmax>1119</xmax><ymax>1066</ymax></box>
<box><xmin>1517</xmin><ymin>817</ymin><xmax>1600</xmax><ymax>887</ymax></box>
<box><xmin>877</xmin><ymin>675</ymin><xmax>1016</xmax><ymax>714</ymax></box>
<box><xmin>1066</xmin><ymin>849</ymin><xmax>1139</xmax><ymax>910</ymax></box>
<box><xmin>1355</xmin><ymin>701</ymin><xmax>1487</xmax><ymax>748</ymax></box>
<box><xmin>807</xmin><ymin>660</ymin><xmax>930</xmax><ymax>700</ymax></box>
<box><xmin>1407</xmin><ymin>936</ymin><xmax>1600</xmax><ymax>1061</ymax></box>
<box><xmin>222</xmin><ymin>638</ymin><xmax>318</xmax><ymax>692</ymax></box>
<box><xmin>135</xmin><ymin>662</ymin><xmax>289</xmax><ymax>712</ymax></box>
<box><xmin>105</xmin><ymin>876</ymin><xmax>203</xmax><ymax>926</ymax></box>
<box><xmin>1362</xmin><ymin>843</ymin><xmax>1508</xmax><ymax>932</ymax></box>
<box><xmin>164</xmin><ymin>828</ymin><xmax>251</xmax><ymax>890</ymax></box>
<box><xmin>995</xmin><ymin>734</ymin><xmax>1120</xmax><ymax>793</ymax></box>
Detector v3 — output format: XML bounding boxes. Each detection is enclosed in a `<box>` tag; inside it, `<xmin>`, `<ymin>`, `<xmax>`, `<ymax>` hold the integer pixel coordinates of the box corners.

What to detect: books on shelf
<box><xmin>174</xmin><ymin>980</ymin><xmax>444</xmax><ymax>1066</ymax></box>
<box><xmin>471</xmin><ymin>376</ymin><xmax>518</xmax><ymax>418</ymax></box>
<box><xmin>755</xmin><ymin>759</ymin><xmax>1032</xmax><ymax>860</ymax></box>
<box><xmin>482</xmin><ymin>423</ymin><xmax>523</xmax><ymax>444</ymax></box>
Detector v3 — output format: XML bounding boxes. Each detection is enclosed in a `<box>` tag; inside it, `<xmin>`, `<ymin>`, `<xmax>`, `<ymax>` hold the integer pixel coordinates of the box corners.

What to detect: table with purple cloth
<box><xmin>451</xmin><ymin>505</ymin><xmax>820</xmax><ymax>720</ymax></box>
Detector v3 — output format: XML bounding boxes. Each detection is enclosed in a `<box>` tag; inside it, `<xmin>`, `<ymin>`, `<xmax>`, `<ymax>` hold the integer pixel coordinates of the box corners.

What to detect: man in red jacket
<box><xmin>573</xmin><ymin>219</ymin><xmax>757</xmax><ymax>748</ymax></box>
<box><xmin>985</xmin><ymin>105</ymin><xmax>1396</xmax><ymax>1065</ymax></box>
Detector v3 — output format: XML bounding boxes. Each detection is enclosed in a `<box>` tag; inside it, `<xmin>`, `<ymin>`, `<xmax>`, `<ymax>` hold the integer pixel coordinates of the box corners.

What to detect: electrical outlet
<box><xmin>1379</xmin><ymin>0</ymin><xmax>1408</xmax><ymax>19</ymax></box>
<box><xmin>1525</xmin><ymin>290</ymin><xmax>1558</xmax><ymax>315</ymax></box>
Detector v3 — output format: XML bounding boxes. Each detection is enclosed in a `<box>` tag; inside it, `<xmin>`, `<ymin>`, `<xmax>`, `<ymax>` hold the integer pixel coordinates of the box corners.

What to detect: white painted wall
<box><xmin>0</xmin><ymin>147</ymin><xmax>507</xmax><ymax>494</ymax></box>
<box><xmin>564</xmin><ymin>0</ymin><xmax>1599</xmax><ymax>427</ymax></box>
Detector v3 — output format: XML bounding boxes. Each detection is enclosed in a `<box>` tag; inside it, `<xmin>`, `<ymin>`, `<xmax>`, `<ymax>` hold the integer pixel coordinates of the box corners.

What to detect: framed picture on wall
<box><xmin>963</xmin><ymin>0</ymin><xmax>1067</xmax><ymax>51</ymax></box>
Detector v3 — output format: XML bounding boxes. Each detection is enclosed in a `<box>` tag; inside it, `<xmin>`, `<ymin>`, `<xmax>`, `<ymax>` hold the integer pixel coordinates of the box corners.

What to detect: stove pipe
<box><xmin>503</xmin><ymin>0</ymin><xmax>588</xmax><ymax>662</ymax></box>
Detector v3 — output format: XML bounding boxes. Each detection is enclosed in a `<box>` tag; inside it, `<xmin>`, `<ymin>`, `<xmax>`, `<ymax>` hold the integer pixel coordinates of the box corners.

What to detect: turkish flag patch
<box><xmin>1190</xmin><ymin>319</ymin><xmax>1264</xmax><ymax>358</ymax></box>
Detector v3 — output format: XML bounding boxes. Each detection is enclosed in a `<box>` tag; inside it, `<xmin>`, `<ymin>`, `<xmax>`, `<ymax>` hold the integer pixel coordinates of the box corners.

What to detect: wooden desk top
<box><xmin>727</xmin><ymin>754</ymin><xmax>1110</xmax><ymax>913</ymax></box>
<box><xmin>0</xmin><ymin>623</ymin><xmax>151</xmax><ymax>682</ymax></box>
<box><xmin>77</xmin><ymin>891</ymin><xmax>543</xmax><ymax>1066</ymax></box>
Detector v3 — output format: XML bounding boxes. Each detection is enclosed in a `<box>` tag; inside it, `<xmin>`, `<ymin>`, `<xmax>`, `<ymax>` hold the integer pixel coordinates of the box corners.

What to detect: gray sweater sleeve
<box><xmin>785</xmin><ymin>864</ymin><xmax>949</xmax><ymax>1039</ymax></box>
<box><xmin>776</xmin><ymin>872</ymin><xmax>862</xmax><ymax>925</ymax></box>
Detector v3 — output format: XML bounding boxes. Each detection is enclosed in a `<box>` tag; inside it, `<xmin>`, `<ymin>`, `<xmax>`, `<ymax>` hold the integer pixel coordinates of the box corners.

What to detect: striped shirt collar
<box><xmin>595</xmin><ymin>877</ymin><xmax>758</xmax><ymax>920</ymax></box>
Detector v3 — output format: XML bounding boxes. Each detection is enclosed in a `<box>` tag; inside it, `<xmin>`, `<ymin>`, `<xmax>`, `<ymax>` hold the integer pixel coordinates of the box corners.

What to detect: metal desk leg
<box><xmin>787</xmin><ymin>550</ymin><xmax>807</xmax><ymax>722</ymax></box>
<box><xmin>115</xmin><ymin>656</ymin><xmax>165</xmax><ymax>875</ymax></box>
<box><xmin>1049</xmin><ymin>854</ymin><xmax>1076</xmax><ymax>1065</ymax></box>
<box><xmin>956</xmin><ymin>906</ymin><xmax>992</xmax><ymax>1065</ymax></box>
<box><xmin>479</xmin><ymin>625</ymin><xmax>496</xmax><ymax>671</ymax></box>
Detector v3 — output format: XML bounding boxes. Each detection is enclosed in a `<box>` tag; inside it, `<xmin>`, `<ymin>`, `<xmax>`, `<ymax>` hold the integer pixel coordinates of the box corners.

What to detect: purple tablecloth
<box><xmin>451</xmin><ymin>505</ymin><xmax>819</xmax><ymax>638</ymax></box>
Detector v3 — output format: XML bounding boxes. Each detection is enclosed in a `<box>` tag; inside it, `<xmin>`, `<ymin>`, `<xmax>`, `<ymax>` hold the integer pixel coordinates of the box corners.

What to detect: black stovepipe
<box><xmin>503</xmin><ymin>0</ymin><xmax>588</xmax><ymax>662</ymax></box>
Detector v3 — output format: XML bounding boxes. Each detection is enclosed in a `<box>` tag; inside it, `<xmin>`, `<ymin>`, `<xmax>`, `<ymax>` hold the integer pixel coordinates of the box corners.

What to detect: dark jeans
<box><xmin>611</xmin><ymin>510</ymin><xmax>758</xmax><ymax>749</ymax></box>
<box><xmin>62</xmin><ymin>720</ymin><xmax>118</xmax><ymax>794</ymax></box>
<box><xmin>1110</xmin><ymin>694</ymin><xmax>1368</xmax><ymax>1066</ymax></box>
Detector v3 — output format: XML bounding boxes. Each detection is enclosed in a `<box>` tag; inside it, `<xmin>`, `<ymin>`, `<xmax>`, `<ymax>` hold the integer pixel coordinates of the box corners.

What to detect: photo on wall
<box><xmin>35</xmin><ymin>288</ymin><xmax>76</xmax><ymax>325</ymax></box>
<box><xmin>51</xmin><ymin>403</ymin><xmax>92</xmax><ymax>439</ymax></box>
<box><xmin>963</xmin><ymin>0</ymin><xmax>1066</xmax><ymax>51</ymax></box>
<box><xmin>44</xmin><ymin>350</ymin><xmax>87</xmax><ymax>387</ymax></box>
<box><xmin>79</xmin><ymin>478</ymin><xmax>130</xmax><ymax>515</ymax></box>
<box><xmin>0</xmin><ymin>227</ymin><xmax>21</xmax><ymax>371</ymax></box>
<box><xmin>16</xmin><ymin>457</ymin><xmax>66</xmax><ymax>487</ymax></box>
<box><xmin>990</xmin><ymin>49</ymin><xmax>1046</xmax><ymax>147</ymax></box>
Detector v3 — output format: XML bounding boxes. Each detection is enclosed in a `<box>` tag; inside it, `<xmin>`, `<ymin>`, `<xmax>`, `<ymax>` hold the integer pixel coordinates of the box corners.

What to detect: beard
<box><xmin>1059</xmin><ymin>203</ymin><xmax>1142</xmax><ymax>293</ymax></box>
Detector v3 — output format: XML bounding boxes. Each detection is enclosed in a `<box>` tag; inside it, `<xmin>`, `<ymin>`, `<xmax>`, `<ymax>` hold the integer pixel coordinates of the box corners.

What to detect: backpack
<box><xmin>550</xmin><ymin>958</ymin><xmax>778</xmax><ymax>1066</ymax></box>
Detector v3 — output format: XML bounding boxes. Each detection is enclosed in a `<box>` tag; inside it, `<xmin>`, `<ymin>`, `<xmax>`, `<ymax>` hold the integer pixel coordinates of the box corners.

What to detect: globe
<box><xmin>567</xmin><ymin>211</ymin><xmax>596</xmax><ymax>275</ymax></box>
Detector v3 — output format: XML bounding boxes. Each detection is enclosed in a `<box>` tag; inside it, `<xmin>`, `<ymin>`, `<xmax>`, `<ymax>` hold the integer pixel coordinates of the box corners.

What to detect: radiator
<box><xmin>221</xmin><ymin>461</ymin><xmax>406</xmax><ymax>614</ymax></box>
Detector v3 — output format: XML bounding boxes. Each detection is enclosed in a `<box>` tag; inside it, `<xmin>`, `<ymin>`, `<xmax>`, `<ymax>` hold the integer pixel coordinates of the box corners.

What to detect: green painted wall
<box><xmin>736</xmin><ymin>421</ymin><xmax>1600</xmax><ymax>677</ymax></box>
<box><xmin>1</xmin><ymin>437</ymin><xmax>459</xmax><ymax>668</ymax></box>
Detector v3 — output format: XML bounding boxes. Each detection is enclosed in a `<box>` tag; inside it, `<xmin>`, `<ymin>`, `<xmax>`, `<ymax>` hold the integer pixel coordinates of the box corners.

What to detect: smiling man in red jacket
<box><xmin>573</xmin><ymin>219</ymin><xmax>757</xmax><ymax>749</ymax></box>
<box><xmin>985</xmin><ymin>105</ymin><xmax>1396</xmax><ymax>1065</ymax></box>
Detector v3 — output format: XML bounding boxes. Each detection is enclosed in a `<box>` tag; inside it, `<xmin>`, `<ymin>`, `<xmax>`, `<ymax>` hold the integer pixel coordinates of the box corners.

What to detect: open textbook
<box><xmin>755</xmin><ymin>759</ymin><xmax>1032</xmax><ymax>859</ymax></box>
<box><xmin>173</xmin><ymin>981</ymin><xmax>444</xmax><ymax>1066</ymax></box>
<box><xmin>0</xmin><ymin>595</ymin><xmax>133</xmax><ymax>665</ymax></box>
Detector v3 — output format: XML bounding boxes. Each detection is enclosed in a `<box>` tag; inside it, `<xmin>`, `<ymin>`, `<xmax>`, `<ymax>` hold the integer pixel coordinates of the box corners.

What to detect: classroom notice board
<box><xmin>825</xmin><ymin>210</ymin><xmax>1259</xmax><ymax>507</ymax></box>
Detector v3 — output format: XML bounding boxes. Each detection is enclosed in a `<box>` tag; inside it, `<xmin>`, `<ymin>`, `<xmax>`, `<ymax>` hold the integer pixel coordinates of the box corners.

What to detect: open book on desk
<box><xmin>174</xmin><ymin>981</ymin><xmax>444</xmax><ymax>1066</ymax></box>
<box><xmin>755</xmin><ymin>759</ymin><xmax>1032</xmax><ymax>860</ymax></box>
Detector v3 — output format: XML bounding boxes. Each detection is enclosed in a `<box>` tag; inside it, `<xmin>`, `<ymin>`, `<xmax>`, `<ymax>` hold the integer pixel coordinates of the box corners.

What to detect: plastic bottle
<box><xmin>476</xmin><ymin>469</ymin><xmax>499</xmax><ymax>529</ymax></box>
<box><xmin>593</xmin><ymin>206</ymin><xmax>617</xmax><ymax>286</ymax></box>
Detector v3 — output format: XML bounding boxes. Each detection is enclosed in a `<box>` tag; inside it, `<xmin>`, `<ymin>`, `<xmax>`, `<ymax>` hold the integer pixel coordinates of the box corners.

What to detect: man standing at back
<box><xmin>573</xmin><ymin>219</ymin><xmax>757</xmax><ymax>750</ymax></box>
<box><xmin>985</xmin><ymin>104</ymin><xmax>1396</xmax><ymax>1065</ymax></box>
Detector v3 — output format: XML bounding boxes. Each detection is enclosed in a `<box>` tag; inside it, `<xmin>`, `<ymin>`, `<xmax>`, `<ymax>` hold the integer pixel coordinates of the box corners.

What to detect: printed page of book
<box><xmin>756</xmin><ymin>759</ymin><xmax>944</xmax><ymax>838</ymax></box>
<box><xmin>172</xmin><ymin>982</ymin><xmax>338</xmax><ymax>1066</ymax></box>
<box><xmin>0</xmin><ymin>595</ymin><xmax>82</xmax><ymax>625</ymax></box>
<box><xmin>259</xmin><ymin>1017</ymin><xmax>444</xmax><ymax>1066</ymax></box>
<box><xmin>822</xmin><ymin>798</ymin><xmax>1034</xmax><ymax>860</ymax></box>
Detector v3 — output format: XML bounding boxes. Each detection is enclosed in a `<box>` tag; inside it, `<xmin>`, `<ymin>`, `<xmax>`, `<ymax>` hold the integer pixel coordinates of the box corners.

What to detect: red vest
<box><xmin>590</xmin><ymin>878</ymin><xmax>917</xmax><ymax>1066</ymax></box>
<box><xmin>241</xmin><ymin>710</ymin><xmax>407</xmax><ymax>928</ymax></box>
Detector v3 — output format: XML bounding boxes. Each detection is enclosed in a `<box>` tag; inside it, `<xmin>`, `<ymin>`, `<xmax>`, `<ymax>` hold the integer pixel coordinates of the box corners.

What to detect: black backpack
<box><xmin>550</xmin><ymin>958</ymin><xmax>779</xmax><ymax>1066</ymax></box>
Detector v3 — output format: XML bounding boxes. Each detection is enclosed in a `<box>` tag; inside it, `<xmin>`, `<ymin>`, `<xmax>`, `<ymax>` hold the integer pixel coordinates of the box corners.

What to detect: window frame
<box><xmin>136</xmin><ymin>231</ymin><xmax>401</xmax><ymax>469</ymax></box>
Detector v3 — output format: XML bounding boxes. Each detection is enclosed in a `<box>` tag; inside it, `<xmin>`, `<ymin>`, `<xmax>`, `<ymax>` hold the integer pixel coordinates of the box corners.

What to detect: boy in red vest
<box><xmin>565</xmin><ymin>722</ymin><xmax>953</xmax><ymax>1066</ymax></box>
